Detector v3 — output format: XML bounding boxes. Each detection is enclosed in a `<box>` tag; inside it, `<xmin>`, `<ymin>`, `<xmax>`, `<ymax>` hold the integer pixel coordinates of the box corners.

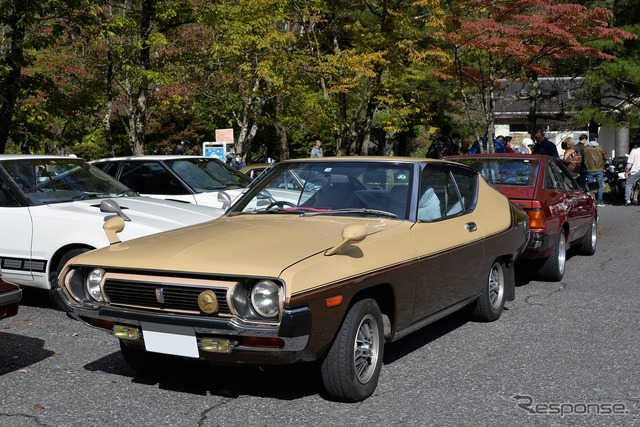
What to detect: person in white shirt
<box><xmin>625</xmin><ymin>136</ymin><xmax>640</xmax><ymax>206</ymax></box>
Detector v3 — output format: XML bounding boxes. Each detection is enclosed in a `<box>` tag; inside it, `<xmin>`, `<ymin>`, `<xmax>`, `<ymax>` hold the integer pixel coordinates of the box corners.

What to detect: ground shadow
<box><xmin>82</xmin><ymin>310</ymin><xmax>472</xmax><ymax>401</ymax></box>
<box><xmin>84</xmin><ymin>350</ymin><xmax>321</xmax><ymax>400</ymax></box>
<box><xmin>0</xmin><ymin>331</ymin><xmax>55</xmax><ymax>375</ymax></box>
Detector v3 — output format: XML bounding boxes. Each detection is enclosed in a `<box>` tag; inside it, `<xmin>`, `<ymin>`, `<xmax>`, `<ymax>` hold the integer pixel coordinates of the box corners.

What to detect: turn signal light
<box><xmin>238</xmin><ymin>336</ymin><xmax>284</xmax><ymax>348</ymax></box>
<box><xmin>527</xmin><ymin>209</ymin><xmax>546</xmax><ymax>229</ymax></box>
<box><xmin>325</xmin><ymin>295</ymin><xmax>344</xmax><ymax>308</ymax></box>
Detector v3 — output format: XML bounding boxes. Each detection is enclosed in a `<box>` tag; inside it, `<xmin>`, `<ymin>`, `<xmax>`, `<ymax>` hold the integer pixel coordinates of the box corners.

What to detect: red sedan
<box><xmin>447</xmin><ymin>154</ymin><xmax>597</xmax><ymax>281</ymax></box>
<box><xmin>0</xmin><ymin>269</ymin><xmax>21</xmax><ymax>320</ymax></box>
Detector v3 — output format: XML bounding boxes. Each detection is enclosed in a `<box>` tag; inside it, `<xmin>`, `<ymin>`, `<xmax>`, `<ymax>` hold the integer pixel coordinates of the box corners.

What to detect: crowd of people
<box><xmin>425</xmin><ymin>125</ymin><xmax>640</xmax><ymax>207</ymax></box>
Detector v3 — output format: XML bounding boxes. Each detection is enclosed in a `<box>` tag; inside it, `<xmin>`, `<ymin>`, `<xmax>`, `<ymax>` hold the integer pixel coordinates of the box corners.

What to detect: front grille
<box><xmin>103</xmin><ymin>279</ymin><xmax>230</xmax><ymax>315</ymax></box>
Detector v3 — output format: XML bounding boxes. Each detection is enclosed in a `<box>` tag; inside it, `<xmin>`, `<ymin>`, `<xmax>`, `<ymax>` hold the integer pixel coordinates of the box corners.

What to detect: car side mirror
<box><xmin>218</xmin><ymin>191</ymin><xmax>232</xmax><ymax>210</ymax></box>
<box><xmin>325</xmin><ymin>224</ymin><xmax>367</xmax><ymax>256</ymax></box>
<box><xmin>100</xmin><ymin>199</ymin><xmax>131</xmax><ymax>221</ymax></box>
<box><xmin>103</xmin><ymin>216</ymin><xmax>125</xmax><ymax>245</ymax></box>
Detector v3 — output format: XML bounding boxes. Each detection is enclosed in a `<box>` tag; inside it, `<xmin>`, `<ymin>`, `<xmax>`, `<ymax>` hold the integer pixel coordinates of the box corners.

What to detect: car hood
<box><xmin>53</xmin><ymin>197</ymin><xmax>222</xmax><ymax>237</ymax></box>
<box><xmin>70</xmin><ymin>215</ymin><xmax>402</xmax><ymax>277</ymax></box>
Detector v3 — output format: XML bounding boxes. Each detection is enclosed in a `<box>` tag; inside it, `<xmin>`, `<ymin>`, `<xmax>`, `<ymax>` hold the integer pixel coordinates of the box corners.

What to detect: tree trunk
<box><xmin>0</xmin><ymin>5</ymin><xmax>26</xmax><ymax>154</ymax></box>
<box><xmin>274</xmin><ymin>94</ymin><xmax>289</xmax><ymax>161</ymax></box>
<box><xmin>235</xmin><ymin>79</ymin><xmax>264</xmax><ymax>157</ymax></box>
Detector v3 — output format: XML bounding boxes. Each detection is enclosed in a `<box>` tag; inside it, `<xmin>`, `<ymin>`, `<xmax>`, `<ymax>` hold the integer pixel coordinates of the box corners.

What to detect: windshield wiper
<box><xmin>302</xmin><ymin>208</ymin><xmax>398</xmax><ymax>218</ymax></box>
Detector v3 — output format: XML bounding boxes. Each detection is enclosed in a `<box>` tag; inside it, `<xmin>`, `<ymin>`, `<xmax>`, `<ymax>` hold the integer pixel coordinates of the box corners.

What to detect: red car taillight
<box><xmin>527</xmin><ymin>208</ymin><xmax>546</xmax><ymax>229</ymax></box>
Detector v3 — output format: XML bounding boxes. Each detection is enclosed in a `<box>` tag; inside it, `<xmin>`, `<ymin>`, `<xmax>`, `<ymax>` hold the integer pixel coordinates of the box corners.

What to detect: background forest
<box><xmin>1</xmin><ymin>0</ymin><xmax>640</xmax><ymax>162</ymax></box>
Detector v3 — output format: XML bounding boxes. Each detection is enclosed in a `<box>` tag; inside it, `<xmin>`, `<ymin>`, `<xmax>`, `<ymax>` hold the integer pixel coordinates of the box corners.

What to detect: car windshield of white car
<box><xmin>1</xmin><ymin>159</ymin><xmax>135</xmax><ymax>205</ymax></box>
<box><xmin>165</xmin><ymin>158</ymin><xmax>252</xmax><ymax>192</ymax></box>
<box><xmin>229</xmin><ymin>161</ymin><xmax>413</xmax><ymax>219</ymax></box>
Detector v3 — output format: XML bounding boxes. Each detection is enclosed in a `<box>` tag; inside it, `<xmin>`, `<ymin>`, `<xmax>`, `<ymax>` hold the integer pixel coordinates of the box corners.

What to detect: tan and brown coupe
<box><xmin>53</xmin><ymin>157</ymin><xmax>529</xmax><ymax>402</ymax></box>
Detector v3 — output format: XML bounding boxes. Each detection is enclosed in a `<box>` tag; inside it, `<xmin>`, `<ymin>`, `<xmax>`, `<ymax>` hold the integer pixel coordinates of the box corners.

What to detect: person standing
<box><xmin>561</xmin><ymin>137</ymin><xmax>582</xmax><ymax>175</ymax></box>
<box><xmin>624</xmin><ymin>136</ymin><xmax>640</xmax><ymax>206</ymax></box>
<box><xmin>232</xmin><ymin>153</ymin><xmax>246</xmax><ymax>170</ymax></box>
<box><xmin>531</xmin><ymin>128</ymin><xmax>559</xmax><ymax>158</ymax></box>
<box><xmin>310</xmin><ymin>139</ymin><xmax>323</xmax><ymax>158</ymax></box>
<box><xmin>582</xmin><ymin>132</ymin><xmax>607</xmax><ymax>206</ymax></box>
<box><xmin>175</xmin><ymin>140</ymin><xmax>186</xmax><ymax>155</ymax></box>
<box><xmin>426</xmin><ymin>124</ymin><xmax>459</xmax><ymax>158</ymax></box>
<box><xmin>574</xmin><ymin>134</ymin><xmax>589</xmax><ymax>190</ymax></box>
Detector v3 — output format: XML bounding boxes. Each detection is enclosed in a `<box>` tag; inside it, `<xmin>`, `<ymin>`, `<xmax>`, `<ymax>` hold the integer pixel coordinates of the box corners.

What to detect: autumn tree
<box><xmin>442</xmin><ymin>0</ymin><xmax>635</xmax><ymax>151</ymax></box>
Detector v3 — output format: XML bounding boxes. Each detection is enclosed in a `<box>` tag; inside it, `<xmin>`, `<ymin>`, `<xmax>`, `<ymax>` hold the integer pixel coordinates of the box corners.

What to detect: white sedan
<box><xmin>91</xmin><ymin>155</ymin><xmax>252</xmax><ymax>208</ymax></box>
<box><xmin>0</xmin><ymin>155</ymin><xmax>223</xmax><ymax>290</ymax></box>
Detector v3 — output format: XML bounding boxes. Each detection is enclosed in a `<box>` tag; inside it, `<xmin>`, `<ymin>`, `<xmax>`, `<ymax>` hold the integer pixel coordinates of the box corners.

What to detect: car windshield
<box><xmin>164</xmin><ymin>158</ymin><xmax>252</xmax><ymax>192</ymax></box>
<box><xmin>453</xmin><ymin>158</ymin><xmax>539</xmax><ymax>187</ymax></box>
<box><xmin>229</xmin><ymin>161</ymin><xmax>413</xmax><ymax>219</ymax></box>
<box><xmin>1</xmin><ymin>158</ymin><xmax>135</xmax><ymax>205</ymax></box>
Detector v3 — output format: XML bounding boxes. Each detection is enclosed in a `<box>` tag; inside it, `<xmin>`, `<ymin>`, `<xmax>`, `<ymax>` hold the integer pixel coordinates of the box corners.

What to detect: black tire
<box><xmin>320</xmin><ymin>298</ymin><xmax>384</xmax><ymax>402</ymax></box>
<box><xmin>119</xmin><ymin>340</ymin><xmax>170</xmax><ymax>373</ymax></box>
<box><xmin>577</xmin><ymin>217</ymin><xmax>597</xmax><ymax>256</ymax></box>
<box><xmin>537</xmin><ymin>228</ymin><xmax>566</xmax><ymax>282</ymax></box>
<box><xmin>50</xmin><ymin>248</ymin><xmax>90</xmax><ymax>289</ymax></box>
<box><xmin>470</xmin><ymin>261</ymin><xmax>506</xmax><ymax>322</ymax></box>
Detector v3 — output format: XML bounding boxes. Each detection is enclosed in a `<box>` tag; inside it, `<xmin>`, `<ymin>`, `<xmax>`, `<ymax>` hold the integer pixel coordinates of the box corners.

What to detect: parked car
<box><xmin>0</xmin><ymin>268</ymin><xmax>21</xmax><ymax>320</ymax></box>
<box><xmin>53</xmin><ymin>156</ymin><xmax>529</xmax><ymax>402</ymax></box>
<box><xmin>0</xmin><ymin>155</ymin><xmax>223</xmax><ymax>291</ymax></box>
<box><xmin>91</xmin><ymin>155</ymin><xmax>252</xmax><ymax>208</ymax></box>
<box><xmin>446</xmin><ymin>154</ymin><xmax>597</xmax><ymax>281</ymax></box>
<box><xmin>240</xmin><ymin>163</ymin><xmax>274</xmax><ymax>181</ymax></box>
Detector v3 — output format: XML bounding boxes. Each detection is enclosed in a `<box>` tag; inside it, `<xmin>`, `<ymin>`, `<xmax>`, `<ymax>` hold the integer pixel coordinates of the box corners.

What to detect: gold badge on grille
<box><xmin>197</xmin><ymin>290</ymin><xmax>219</xmax><ymax>314</ymax></box>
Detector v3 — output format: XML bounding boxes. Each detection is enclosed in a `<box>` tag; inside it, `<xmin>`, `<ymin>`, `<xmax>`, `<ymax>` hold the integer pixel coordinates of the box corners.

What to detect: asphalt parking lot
<box><xmin>1</xmin><ymin>203</ymin><xmax>639</xmax><ymax>427</ymax></box>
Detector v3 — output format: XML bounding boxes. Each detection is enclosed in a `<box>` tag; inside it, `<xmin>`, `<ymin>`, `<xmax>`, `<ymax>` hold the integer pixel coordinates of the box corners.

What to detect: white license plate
<box><xmin>141</xmin><ymin>322</ymin><xmax>199</xmax><ymax>358</ymax></box>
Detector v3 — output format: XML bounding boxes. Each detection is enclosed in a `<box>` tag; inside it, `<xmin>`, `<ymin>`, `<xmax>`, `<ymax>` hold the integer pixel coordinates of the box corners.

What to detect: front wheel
<box><xmin>537</xmin><ymin>229</ymin><xmax>566</xmax><ymax>282</ymax></box>
<box><xmin>320</xmin><ymin>298</ymin><xmax>384</xmax><ymax>402</ymax></box>
<box><xmin>470</xmin><ymin>261</ymin><xmax>506</xmax><ymax>322</ymax></box>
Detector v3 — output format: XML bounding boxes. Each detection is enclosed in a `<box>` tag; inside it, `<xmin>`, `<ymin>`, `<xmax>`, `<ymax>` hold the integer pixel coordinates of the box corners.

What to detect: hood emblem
<box><xmin>198</xmin><ymin>290</ymin><xmax>219</xmax><ymax>314</ymax></box>
<box><xmin>155</xmin><ymin>288</ymin><xmax>165</xmax><ymax>304</ymax></box>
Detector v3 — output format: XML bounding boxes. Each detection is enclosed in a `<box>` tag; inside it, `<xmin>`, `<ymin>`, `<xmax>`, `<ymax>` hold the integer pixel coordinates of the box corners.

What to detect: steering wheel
<box><xmin>265</xmin><ymin>200</ymin><xmax>297</xmax><ymax>210</ymax></box>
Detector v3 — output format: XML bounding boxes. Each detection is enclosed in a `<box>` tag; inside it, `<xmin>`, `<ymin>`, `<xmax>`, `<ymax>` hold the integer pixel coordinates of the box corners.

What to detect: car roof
<box><xmin>446</xmin><ymin>154</ymin><xmax>549</xmax><ymax>161</ymax></box>
<box><xmin>91</xmin><ymin>155</ymin><xmax>222</xmax><ymax>162</ymax></box>
<box><xmin>280</xmin><ymin>156</ymin><xmax>459</xmax><ymax>165</ymax></box>
<box><xmin>0</xmin><ymin>155</ymin><xmax>83</xmax><ymax>161</ymax></box>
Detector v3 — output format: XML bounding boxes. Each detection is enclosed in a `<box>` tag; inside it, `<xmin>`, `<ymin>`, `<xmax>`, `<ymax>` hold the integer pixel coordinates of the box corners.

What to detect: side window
<box><xmin>449</xmin><ymin>169</ymin><xmax>476</xmax><ymax>213</ymax></box>
<box><xmin>543</xmin><ymin>163</ymin><xmax>559</xmax><ymax>190</ymax></box>
<box><xmin>119</xmin><ymin>162</ymin><xmax>186</xmax><ymax>195</ymax></box>
<box><xmin>417</xmin><ymin>166</ymin><xmax>475</xmax><ymax>221</ymax></box>
<box><xmin>550</xmin><ymin>159</ymin><xmax>578</xmax><ymax>191</ymax></box>
<box><xmin>92</xmin><ymin>162</ymin><xmax>116</xmax><ymax>176</ymax></box>
<box><xmin>0</xmin><ymin>177</ymin><xmax>21</xmax><ymax>207</ymax></box>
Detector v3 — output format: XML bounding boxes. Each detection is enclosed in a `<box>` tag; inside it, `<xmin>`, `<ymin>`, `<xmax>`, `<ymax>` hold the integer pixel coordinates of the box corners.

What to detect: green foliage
<box><xmin>1</xmin><ymin>0</ymin><xmax>639</xmax><ymax>157</ymax></box>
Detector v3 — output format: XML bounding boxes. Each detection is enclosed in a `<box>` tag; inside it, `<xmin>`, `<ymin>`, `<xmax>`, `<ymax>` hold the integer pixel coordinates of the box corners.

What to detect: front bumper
<box><xmin>51</xmin><ymin>288</ymin><xmax>311</xmax><ymax>357</ymax></box>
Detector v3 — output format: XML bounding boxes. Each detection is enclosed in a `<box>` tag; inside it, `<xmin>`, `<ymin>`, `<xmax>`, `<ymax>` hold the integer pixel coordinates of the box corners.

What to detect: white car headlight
<box><xmin>250</xmin><ymin>280</ymin><xmax>280</xmax><ymax>318</ymax></box>
<box><xmin>85</xmin><ymin>268</ymin><xmax>105</xmax><ymax>302</ymax></box>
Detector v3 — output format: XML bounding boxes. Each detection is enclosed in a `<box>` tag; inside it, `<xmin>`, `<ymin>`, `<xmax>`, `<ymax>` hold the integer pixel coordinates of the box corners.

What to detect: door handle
<box><xmin>465</xmin><ymin>222</ymin><xmax>477</xmax><ymax>232</ymax></box>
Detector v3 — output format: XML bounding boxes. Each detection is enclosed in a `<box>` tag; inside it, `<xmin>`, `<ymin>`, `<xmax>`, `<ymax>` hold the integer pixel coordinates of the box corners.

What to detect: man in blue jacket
<box><xmin>532</xmin><ymin>128</ymin><xmax>559</xmax><ymax>158</ymax></box>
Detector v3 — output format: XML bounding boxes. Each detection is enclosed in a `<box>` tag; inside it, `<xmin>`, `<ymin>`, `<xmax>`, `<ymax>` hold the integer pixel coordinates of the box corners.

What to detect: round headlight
<box><xmin>85</xmin><ymin>268</ymin><xmax>105</xmax><ymax>302</ymax></box>
<box><xmin>250</xmin><ymin>280</ymin><xmax>280</xmax><ymax>319</ymax></box>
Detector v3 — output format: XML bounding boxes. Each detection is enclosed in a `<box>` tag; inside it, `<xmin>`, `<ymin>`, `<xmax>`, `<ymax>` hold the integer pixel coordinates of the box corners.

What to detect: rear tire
<box><xmin>577</xmin><ymin>217</ymin><xmax>597</xmax><ymax>256</ymax></box>
<box><xmin>470</xmin><ymin>261</ymin><xmax>506</xmax><ymax>322</ymax></box>
<box><xmin>320</xmin><ymin>298</ymin><xmax>384</xmax><ymax>402</ymax></box>
<box><xmin>537</xmin><ymin>229</ymin><xmax>566</xmax><ymax>282</ymax></box>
